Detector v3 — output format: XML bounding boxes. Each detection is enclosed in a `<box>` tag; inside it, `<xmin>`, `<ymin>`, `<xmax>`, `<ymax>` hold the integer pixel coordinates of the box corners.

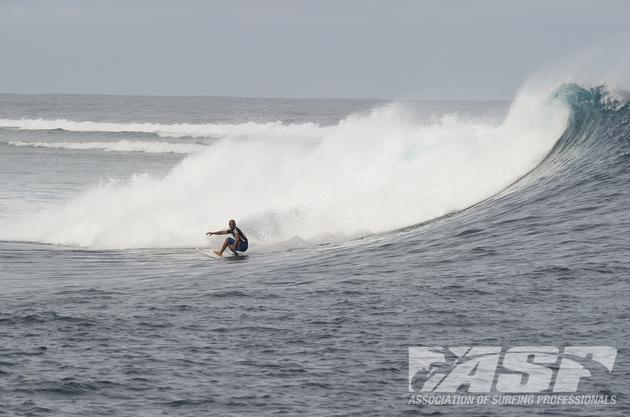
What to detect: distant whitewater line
<box><xmin>7</xmin><ymin>140</ymin><xmax>206</xmax><ymax>154</ymax></box>
<box><xmin>0</xmin><ymin>118</ymin><xmax>325</xmax><ymax>139</ymax></box>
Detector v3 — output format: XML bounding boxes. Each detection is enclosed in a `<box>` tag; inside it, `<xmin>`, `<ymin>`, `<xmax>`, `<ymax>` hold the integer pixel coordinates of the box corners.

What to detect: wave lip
<box><xmin>7</xmin><ymin>140</ymin><xmax>206</xmax><ymax>154</ymax></box>
<box><xmin>0</xmin><ymin>118</ymin><xmax>325</xmax><ymax>139</ymax></box>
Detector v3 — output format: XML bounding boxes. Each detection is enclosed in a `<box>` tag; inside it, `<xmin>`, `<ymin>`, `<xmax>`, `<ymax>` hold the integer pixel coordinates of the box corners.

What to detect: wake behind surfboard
<box><xmin>195</xmin><ymin>248</ymin><xmax>248</xmax><ymax>260</ymax></box>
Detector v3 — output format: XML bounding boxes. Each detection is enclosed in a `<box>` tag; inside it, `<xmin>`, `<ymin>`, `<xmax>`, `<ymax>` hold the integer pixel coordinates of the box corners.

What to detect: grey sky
<box><xmin>1</xmin><ymin>0</ymin><xmax>629</xmax><ymax>99</ymax></box>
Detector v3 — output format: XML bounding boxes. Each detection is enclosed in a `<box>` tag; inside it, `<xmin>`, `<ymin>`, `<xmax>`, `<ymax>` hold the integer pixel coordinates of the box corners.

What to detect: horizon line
<box><xmin>0</xmin><ymin>91</ymin><xmax>513</xmax><ymax>103</ymax></box>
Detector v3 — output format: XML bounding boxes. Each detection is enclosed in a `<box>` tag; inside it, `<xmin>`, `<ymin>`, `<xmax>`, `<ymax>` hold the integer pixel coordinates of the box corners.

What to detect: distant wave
<box><xmin>7</xmin><ymin>140</ymin><xmax>206</xmax><ymax>154</ymax></box>
<box><xmin>0</xmin><ymin>118</ymin><xmax>324</xmax><ymax>139</ymax></box>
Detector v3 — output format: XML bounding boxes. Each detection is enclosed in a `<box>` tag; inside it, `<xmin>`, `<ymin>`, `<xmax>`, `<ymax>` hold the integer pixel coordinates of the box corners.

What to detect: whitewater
<box><xmin>0</xmin><ymin>88</ymin><xmax>567</xmax><ymax>248</ymax></box>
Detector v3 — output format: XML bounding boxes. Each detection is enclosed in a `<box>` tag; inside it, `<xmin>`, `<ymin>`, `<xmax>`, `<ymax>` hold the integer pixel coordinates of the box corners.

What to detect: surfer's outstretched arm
<box><xmin>206</xmin><ymin>229</ymin><xmax>229</xmax><ymax>236</ymax></box>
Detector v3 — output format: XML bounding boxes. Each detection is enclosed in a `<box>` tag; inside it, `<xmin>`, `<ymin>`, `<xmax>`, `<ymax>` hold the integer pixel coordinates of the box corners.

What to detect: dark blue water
<box><xmin>0</xmin><ymin>87</ymin><xmax>628</xmax><ymax>416</ymax></box>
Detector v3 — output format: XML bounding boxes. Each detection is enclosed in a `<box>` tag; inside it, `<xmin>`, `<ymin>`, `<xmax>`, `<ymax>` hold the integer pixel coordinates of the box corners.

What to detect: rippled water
<box><xmin>1</xmin><ymin>90</ymin><xmax>629</xmax><ymax>416</ymax></box>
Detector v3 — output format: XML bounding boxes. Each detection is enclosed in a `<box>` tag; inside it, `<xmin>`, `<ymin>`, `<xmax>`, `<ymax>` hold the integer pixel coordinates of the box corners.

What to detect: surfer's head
<box><xmin>229</xmin><ymin>219</ymin><xmax>236</xmax><ymax>230</ymax></box>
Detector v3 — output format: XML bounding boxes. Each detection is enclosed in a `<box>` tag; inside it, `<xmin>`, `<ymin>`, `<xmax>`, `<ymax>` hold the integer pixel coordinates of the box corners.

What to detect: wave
<box><xmin>0</xmin><ymin>118</ymin><xmax>324</xmax><ymax>139</ymax></box>
<box><xmin>7</xmin><ymin>140</ymin><xmax>206</xmax><ymax>154</ymax></box>
<box><xmin>0</xmin><ymin>88</ymin><xmax>572</xmax><ymax>249</ymax></box>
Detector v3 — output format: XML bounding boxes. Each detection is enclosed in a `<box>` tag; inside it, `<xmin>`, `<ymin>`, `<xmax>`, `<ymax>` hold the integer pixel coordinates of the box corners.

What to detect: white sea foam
<box><xmin>0</xmin><ymin>89</ymin><xmax>570</xmax><ymax>249</ymax></box>
<box><xmin>7</xmin><ymin>140</ymin><xmax>206</xmax><ymax>154</ymax></box>
<box><xmin>0</xmin><ymin>118</ymin><xmax>323</xmax><ymax>139</ymax></box>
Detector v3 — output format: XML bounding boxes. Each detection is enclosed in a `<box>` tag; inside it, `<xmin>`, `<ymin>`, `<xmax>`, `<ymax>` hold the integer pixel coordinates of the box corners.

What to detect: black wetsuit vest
<box><xmin>230</xmin><ymin>227</ymin><xmax>248</xmax><ymax>243</ymax></box>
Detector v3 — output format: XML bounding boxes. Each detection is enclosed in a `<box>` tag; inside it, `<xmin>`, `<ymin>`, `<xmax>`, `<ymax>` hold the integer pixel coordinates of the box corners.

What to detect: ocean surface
<box><xmin>0</xmin><ymin>87</ymin><xmax>629</xmax><ymax>416</ymax></box>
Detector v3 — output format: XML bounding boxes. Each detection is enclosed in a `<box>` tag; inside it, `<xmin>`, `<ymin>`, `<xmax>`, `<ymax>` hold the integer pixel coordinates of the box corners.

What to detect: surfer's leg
<box><xmin>216</xmin><ymin>237</ymin><xmax>233</xmax><ymax>256</ymax></box>
<box><xmin>228</xmin><ymin>238</ymin><xmax>238</xmax><ymax>256</ymax></box>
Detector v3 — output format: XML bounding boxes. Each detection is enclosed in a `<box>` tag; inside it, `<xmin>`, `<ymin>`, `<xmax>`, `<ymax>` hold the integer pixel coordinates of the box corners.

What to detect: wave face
<box><xmin>0</xmin><ymin>89</ymin><xmax>572</xmax><ymax>249</ymax></box>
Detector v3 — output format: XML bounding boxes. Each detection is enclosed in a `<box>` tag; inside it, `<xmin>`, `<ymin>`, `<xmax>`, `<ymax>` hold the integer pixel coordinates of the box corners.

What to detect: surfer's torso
<box><xmin>229</xmin><ymin>227</ymin><xmax>248</xmax><ymax>243</ymax></box>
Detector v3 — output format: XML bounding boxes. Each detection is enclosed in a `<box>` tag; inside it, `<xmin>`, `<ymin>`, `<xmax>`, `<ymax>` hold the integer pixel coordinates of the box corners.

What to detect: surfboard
<box><xmin>195</xmin><ymin>248</ymin><xmax>248</xmax><ymax>260</ymax></box>
<box><xmin>196</xmin><ymin>248</ymin><xmax>220</xmax><ymax>258</ymax></box>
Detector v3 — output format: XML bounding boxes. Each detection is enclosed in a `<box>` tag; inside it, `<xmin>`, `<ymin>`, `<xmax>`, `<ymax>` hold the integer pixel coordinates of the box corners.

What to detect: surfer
<box><xmin>206</xmin><ymin>219</ymin><xmax>249</xmax><ymax>257</ymax></box>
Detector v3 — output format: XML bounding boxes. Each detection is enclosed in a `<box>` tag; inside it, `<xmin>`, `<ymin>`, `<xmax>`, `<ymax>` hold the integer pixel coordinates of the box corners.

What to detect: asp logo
<box><xmin>409</xmin><ymin>346</ymin><xmax>617</xmax><ymax>393</ymax></box>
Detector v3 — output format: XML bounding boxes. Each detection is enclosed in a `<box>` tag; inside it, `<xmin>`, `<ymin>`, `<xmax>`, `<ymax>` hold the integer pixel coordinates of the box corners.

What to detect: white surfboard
<box><xmin>195</xmin><ymin>248</ymin><xmax>248</xmax><ymax>260</ymax></box>
<box><xmin>196</xmin><ymin>248</ymin><xmax>221</xmax><ymax>258</ymax></box>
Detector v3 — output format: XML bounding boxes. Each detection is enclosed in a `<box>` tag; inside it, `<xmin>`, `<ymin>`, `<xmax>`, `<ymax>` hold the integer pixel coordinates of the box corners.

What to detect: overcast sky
<box><xmin>1</xmin><ymin>0</ymin><xmax>629</xmax><ymax>99</ymax></box>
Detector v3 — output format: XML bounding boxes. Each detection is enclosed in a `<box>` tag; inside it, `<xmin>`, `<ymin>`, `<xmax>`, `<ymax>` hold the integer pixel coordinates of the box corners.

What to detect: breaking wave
<box><xmin>0</xmin><ymin>87</ymin><xmax>576</xmax><ymax>249</ymax></box>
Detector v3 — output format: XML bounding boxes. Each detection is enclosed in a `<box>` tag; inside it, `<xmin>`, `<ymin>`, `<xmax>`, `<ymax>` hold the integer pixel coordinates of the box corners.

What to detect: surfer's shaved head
<box><xmin>229</xmin><ymin>219</ymin><xmax>236</xmax><ymax>229</ymax></box>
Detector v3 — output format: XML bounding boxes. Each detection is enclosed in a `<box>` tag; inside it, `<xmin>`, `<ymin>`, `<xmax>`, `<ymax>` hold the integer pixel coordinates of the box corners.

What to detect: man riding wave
<box><xmin>206</xmin><ymin>219</ymin><xmax>248</xmax><ymax>257</ymax></box>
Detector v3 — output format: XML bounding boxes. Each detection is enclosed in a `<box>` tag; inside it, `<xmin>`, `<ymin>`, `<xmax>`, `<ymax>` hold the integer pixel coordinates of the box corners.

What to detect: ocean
<box><xmin>0</xmin><ymin>85</ymin><xmax>629</xmax><ymax>416</ymax></box>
